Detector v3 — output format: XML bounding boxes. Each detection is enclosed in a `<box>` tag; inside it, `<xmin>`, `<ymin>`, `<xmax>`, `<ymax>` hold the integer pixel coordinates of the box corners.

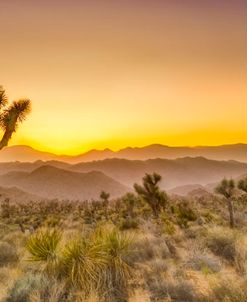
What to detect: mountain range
<box><xmin>0</xmin><ymin>166</ymin><xmax>128</xmax><ymax>201</ymax></box>
<box><xmin>2</xmin><ymin>143</ymin><xmax>247</xmax><ymax>163</ymax></box>
<box><xmin>0</xmin><ymin>157</ymin><xmax>247</xmax><ymax>201</ymax></box>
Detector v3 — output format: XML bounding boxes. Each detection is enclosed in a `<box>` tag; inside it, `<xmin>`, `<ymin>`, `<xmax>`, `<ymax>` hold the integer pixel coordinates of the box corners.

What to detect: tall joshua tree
<box><xmin>134</xmin><ymin>172</ymin><xmax>168</xmax><ymax>217</ymax></box>
<box><xmin>215</xmin><ymin>178</ymin><xmax>235</xmax><ymax>228</ymax></box>
<box><xmin>0</xmin><ymin>86</ymin><xmax>31</xmax><ymax>150</ymax></box>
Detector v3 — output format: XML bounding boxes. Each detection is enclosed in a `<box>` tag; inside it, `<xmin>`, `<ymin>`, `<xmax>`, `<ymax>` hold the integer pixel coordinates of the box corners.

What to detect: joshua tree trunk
<box><xmin>227</xmin><ymin>198</ymin><xmax>235</xmax><ymax>228</ymax></box>
<box><xmin>0</xmin><ymin>114</ymin><xmax>18</xmax><ymax>150</ymax></box>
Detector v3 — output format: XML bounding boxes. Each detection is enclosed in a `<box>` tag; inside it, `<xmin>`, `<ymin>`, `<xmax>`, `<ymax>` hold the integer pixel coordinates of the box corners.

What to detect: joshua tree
<box><xmin>238</xmin><ymin>177</ymin><xmax>247</xmax><ymax>194</ymax></box>
<box><xmin>215</xmin><ymin>178</ymin><xmax>235</xmax><ymax>228</ymax></box>
<box><xmin>134</xmin><ymin>173</ymin><xmax>168</xmax><ymax>217</ymax></box>
<box><xmin>100</xmin><ymin>191</ymin><xmax>110</xmax><ymax>218</ymax></box>
<box><xmin>0</xmin><ymin>86</ymin><xmax>31</xmax><ymax>150</ymax></box>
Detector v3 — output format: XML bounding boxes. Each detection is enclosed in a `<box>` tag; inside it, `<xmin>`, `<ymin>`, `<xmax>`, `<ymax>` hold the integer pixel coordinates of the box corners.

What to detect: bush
<box><xmin>212</xmin><ymin>278</ymin><xmax>247</xmax><ymax>302</ymax></box>
<box><xmin>186</xmin><ymin>252</ymin><xmax>222</xmax><ymax>273</ymax></box>
<box><xmin>176</xmin><ymin>202</ymin><xmax>197</xmax><ymax>228</ymax></box>
<box><xmin>118</xmin><ymin>218</ymin><xmax>139</xmax><ymax>230</ymax></box>
<box><xmin>0</xmin><ymin>241</ymin><xmax>19</xmax><ymax>267</ymax></box>
<box><xmin>206</xmin><ymin>227</ymin><xmax>247</xmax><ymax>273</ymax></box>
<box><xmin>6</xmin><ymin>273</ymin><xmax>44</xmax><ymax>302</ymax></box>
<box><xmin>207</xmin><ymin>228</ymin><xmax>237</xmax><ymax>262</ymax></box>
<box><xmin>167</xmin><ymin>279</ymin><xmax>196</xmax><ymax>302</ymax></box>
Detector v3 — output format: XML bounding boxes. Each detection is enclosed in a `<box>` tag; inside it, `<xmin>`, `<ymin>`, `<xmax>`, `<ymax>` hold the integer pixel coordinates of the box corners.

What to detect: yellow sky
<box><xmin>1</xmin><ymin>1</ymin><xmax>247</xmax><ymax>155</ymax></box>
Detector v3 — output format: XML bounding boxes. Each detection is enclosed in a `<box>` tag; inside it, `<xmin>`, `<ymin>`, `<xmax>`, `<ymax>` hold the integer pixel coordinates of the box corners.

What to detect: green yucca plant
<box><xmin>26</xmin><ymin>229</ymin><xmax>61</xmax><ymax>273</ymax></box>
<box><xmin>101</xmin><ymin>229</ymin><xmax>134</xmax><ymax>301</ymax></box>
<box><xmin>62</xmin><ymin>238</ymin><xmax>107</xmax><ymax>294</ymax></box>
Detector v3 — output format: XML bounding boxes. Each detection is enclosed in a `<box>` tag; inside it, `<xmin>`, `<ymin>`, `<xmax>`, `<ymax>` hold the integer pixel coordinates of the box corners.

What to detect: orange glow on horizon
<box><xmin>1</xmin><ymin>1</ymin><xmax>247</xmax><ymax>155</ymax></box>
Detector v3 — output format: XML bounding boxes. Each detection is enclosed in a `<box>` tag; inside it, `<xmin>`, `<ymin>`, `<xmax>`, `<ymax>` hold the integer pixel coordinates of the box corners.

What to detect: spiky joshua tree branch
<box><xmin>0</xmin><ymin>86</ymin><xmax>31</xmax><ymax>150</ymax></box>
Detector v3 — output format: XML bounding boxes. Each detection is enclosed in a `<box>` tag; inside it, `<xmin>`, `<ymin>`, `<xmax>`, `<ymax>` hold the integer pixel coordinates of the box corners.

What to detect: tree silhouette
<box><xmin>100</xmin><ymin>191</ymin><xmax>110</xmax><ymax>218</ymax></box>
<box><xmin>215</xmin><ymin>178</ymin><xmax>235</xmax><ymax>228</ymax></box>
<box><xmin>0</xmin><ymin>86</ymin><xmax>31</xmax><ymax>150</ymax></box>
<box><xmin>134</xmin><ymin>173</ymin><xmax>168</xmax><ymax>217</ymax></box>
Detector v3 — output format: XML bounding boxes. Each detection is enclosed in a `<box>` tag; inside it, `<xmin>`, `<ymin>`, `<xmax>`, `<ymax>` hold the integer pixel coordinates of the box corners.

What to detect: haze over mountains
<box><xmin>2</xmin><ymin>143</ymin><xmax>247</xmax><ymax>163</ymax></box>
<box><xmin>1</xmin><ymin>157</ymin><xmax>247</xmax><ymax>201</ymax></box>
<box><xmin>0</xmin><ymin>166</ymin><xmax>128</xmax><ymax>201</ymax></box>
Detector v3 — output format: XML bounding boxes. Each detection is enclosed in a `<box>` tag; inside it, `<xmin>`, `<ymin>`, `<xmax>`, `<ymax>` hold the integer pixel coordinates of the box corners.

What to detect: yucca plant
<box><xmin>62</xmin><ymin>237</ymin><xmax>107</xmax><ymax>295</ymax></box>
<box><xmin>101</xmin><ymin>229</ymin><xmax>134</xmax><ymax>301</ymax></box>
<box><xmin>26</xmin><ymin>229</ymin><xmax>61</xmax><ymax>274</ymax></box>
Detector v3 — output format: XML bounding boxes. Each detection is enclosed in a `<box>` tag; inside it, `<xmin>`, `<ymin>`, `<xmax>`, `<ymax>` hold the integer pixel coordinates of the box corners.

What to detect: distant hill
<box><xmin>168</xmin><ymin>184</ymin><xmax>207</xmax><ymax>196</ymax></box>
<box><xmin>2</xmin><ymin>143</ymin><xmax>247</xmax><ymax>163</ymax></box>
<box><xmin>1</xmin><ymin>157</ymin><xmax>247</xmax><ymax>193</ymax></box>
<box><xmin>71</xmin><ymin>157</ymin><xmax>247</xmax><ymax>189</ymax></box>
<box><xmin>0</xmin><ymin>166</ymin><xmax>129</xmax><ymax>201</ymax></box>
<box><xmin>0</xmin><ymin>160</ymin><xmax>71</xmax><ymax>175</ymax></box>
<box><xmin>0</xmin><ymin>186</ymin><xmax>43</xmax><ymax>203</ymax></box>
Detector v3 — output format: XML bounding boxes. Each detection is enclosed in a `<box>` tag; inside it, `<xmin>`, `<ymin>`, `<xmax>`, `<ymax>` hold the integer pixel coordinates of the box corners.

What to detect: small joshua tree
<box><xmin>134</xmin><ymin>173</ymin><xmax>168</xmax><ymax>217</ymax></box>
<box><xmin>100</xmin><ymin>191</ymin><xmax>110</xmax><ymax>218</ymax></box>
<box><xmin>215</xmin><ymin>178</ymin><xmax>235</xmax><ymax>228</ymax></box>
<box><xmin>0</xmin><ymin>86</ymin><xmax>31</xmax><ymax>150</ymax></box>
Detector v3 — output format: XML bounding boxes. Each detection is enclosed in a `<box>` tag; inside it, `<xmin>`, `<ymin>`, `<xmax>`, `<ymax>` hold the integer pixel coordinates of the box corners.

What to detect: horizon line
<box><xmin>6</xmin><ymin>142</ymin><xmax>247</xmax><ymax>157</ymax></box>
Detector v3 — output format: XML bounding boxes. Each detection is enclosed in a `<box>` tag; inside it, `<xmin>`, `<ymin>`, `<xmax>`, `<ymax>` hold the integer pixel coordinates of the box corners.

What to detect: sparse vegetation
<box><xmin>134</xmin><ymin>173</ymin><xmax>168</xmax><ymax>217</ymax></box>
<box><xmin>215</xmin><ymin>178</ymin><xmax>236</xmax><ymax>228</ymax></box>
<box><xmin>1</xmin><ymin>174</ymin><xmax>247</xmax><ymax>301</ymax></box>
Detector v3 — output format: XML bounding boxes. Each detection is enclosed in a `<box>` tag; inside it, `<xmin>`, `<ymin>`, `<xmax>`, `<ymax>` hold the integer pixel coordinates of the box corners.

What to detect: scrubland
<box><xmin>0</xmin><ymin>175</ymin><xmax>247</xmax><ymax>302</ymax></box>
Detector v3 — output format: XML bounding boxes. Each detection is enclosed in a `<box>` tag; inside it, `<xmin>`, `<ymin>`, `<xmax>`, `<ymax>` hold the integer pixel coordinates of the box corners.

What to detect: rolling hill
<box><xmin>1</xmin><ymin>158</ymin><xmax>247</xmax><ymax>196</ymax></box>
<box><xmin>0</xmin><ymin>186</ymin><xmax>44</xmax><ymax>203</ymax></box>
<box><xmin>71</xmin><ymin>157</ymin><xmax>247</xmax><ymax>189</ymax></box>
<box><xmin>0</xmin><ymin>166</ymin><xmax>129</xmax><ymax>201</ymax></box>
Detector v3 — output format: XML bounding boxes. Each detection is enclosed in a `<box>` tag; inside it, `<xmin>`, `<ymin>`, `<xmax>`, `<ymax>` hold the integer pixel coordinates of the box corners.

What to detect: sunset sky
<box><xmin>1</xmin><ymin>0</ymin><xmax>247</xmax><ymax>155</ymax></box>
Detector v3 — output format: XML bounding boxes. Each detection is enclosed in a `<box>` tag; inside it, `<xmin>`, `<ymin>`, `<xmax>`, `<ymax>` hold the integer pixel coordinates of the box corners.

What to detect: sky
<box><xmin>1</xmin><ymin>0</ymin><xmax>247</xmax><ymax>155</ymax></box>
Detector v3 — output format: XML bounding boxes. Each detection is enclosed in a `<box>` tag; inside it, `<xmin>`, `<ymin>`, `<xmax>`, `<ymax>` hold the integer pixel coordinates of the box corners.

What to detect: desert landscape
<box><xmin>1</xmin><ymin>0</ymin><xmax>247</xmax><ymax>301</ymax></box>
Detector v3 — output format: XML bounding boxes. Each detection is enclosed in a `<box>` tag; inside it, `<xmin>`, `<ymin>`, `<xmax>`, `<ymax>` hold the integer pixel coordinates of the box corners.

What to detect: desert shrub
<box><xmin>26</xmin><ymin>229</ymin><xmax>61</xmax><ymax>273</ymax></box>
<box><xmin>186</xmin><ymin>251</ymin><xmax>222</xmax><ymax>273</ymax></box>
<box><xmin>6</xmin><ymin>273</ymin><xmax>44</xmax><ymax>302</ymax></box>
<box><xmin>150</xmin><ymin>258</ymin><xmax>168</xmax><ymax>274</ymax></box>
<box><xmin>212</xmin><ymin>278</ymin><xmax>247</xmax><ymax>302</ymax></box>
<box><xmin>206</xmin><ymin>227</ymin><xmax>247</xmax><ymax>273</ymax></box>
<box><xmin>128</xmin><ymin>238</ymin><xmax>155</xmax><ymax>262</ymax></box>
<box><xmin>175</xmin><ymin>202</ymin><xmax>197</xmax><ymax>228</ymax></box>
<box><xmin>206</xmin><ymin>228</ymin><xmax>237</xmax><ymax>263</ymax></box>
<box><xmin>206</xmin><ymin>228</ymin><xmax>237</xmax><ymax>262</ymax></box>
<box><xmin>166</xmin><ymin>279</ymin><xmax>196</xmax><ymax>302</ymax></box>
<box><xmin>161</xmin><ymin>213</ymin><xmax>176</xmax><ymax>235</ymax></box>
<box><xmin>3</xmin><ymin>231</ymin><xmax>28</xmax><ymax>249</ymax></box>
<box><xmin>0</xmin><ymin>241</ymin><xmax>19</xmax><ymax>267</ymax></box>
<box><xmin>44</xmin><ymin>215</ymin><xmax>61</xmax><ymax>227</ymax></box>
<box><xmin>146</xmin><ymin>275</ymin><xmax>168</xmax><ymax>301</ymax></box>
<box><xmin>118</xmin><ymin>217</ymin><xmax>139</xmax><ymax>230</ymax></box>
<box><xmin>29</xmin><ymin>278</ymin><xmax>68</xmax><ymax>302</ymax></box>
